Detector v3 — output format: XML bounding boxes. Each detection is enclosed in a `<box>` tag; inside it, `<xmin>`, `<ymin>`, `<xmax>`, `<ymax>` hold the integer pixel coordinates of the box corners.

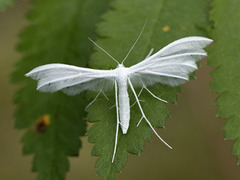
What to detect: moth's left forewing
<box><xmin>25</xmin><ymin>63</ymin><xmax>116</xmax><ymax>95</ymax></box>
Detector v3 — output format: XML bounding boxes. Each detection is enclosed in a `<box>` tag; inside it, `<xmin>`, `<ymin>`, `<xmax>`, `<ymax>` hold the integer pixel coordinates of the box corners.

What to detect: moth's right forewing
<box><xmin>129</xmin><ymin>36</ymin><xmax>213</xmax><ymax>87</ymax></box>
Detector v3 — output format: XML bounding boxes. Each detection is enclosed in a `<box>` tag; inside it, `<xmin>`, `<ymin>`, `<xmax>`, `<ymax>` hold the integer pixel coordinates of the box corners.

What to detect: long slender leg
<box><xmin>130</xmin><ymin>87</ymin><xmax>144</xmax><ymax>107</ymax></box>
<box><xmin>137</xmin><ymin>116</ymin><xmax>144</xmax><ymax>126</ymax></box>
<box><xmin>102</xmin><ymin>91</ymin><xmax>109</xmax><ymax>101</ymax></box>
<box><xmin>131</xmin><ymin>86</ymin><xmax>167</xmax><ymax>110</ymax></box>
<box><xmin>135</xmin><ymin>85</ymin><xmax>167</xmax><ymax>126</ymax></box>
<box><xmin>128</xmin><ymin>78</ymin><xmax>172</xmax><ymax>149</ymax></box>
<box><xmin>85</xmin><ymin>91</ymin><xmax>101</xmax><ymax>110</ymax></box>
<box><xmin>112</xmin><ymin>80</ymin><xmax>120</xmax><ymax>163</ymax></box>
<box><xmin>130</xmin><ymin>99</ymin><xmax>145</xmax><ymax>108</ymax></box>
<box><xmin>138</xmin><ymin>86</ymin><xmax>144</xmax><ymax>97</ymax></box>
<box><xmin>143</xmin><ymin>86</ymin><xmax>168</xmax><ymax>103</ymax></box>
<box><xmin>109</xmin><ymin>104</ymin><xmax>115</xmax><ymax>110</ymax></box>
<box><xmin>85</xmin><ymin>90</ymin><xmax>110</xmax><ymax>110</ymax></box>
<box><xmin>145</xmin><ymin>48</ymin><xmax>154</xmax><ymax>59</ymax></box>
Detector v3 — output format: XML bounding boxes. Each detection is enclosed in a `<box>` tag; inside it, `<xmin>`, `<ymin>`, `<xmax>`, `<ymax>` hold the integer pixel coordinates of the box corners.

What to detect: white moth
<box><xmin>25</xmin><ymin>26</ymin><xmax>212</xmax><ymax>162</ymax></box>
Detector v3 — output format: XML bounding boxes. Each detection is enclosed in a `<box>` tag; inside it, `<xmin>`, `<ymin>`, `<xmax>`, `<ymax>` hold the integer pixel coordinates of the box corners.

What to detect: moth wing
<box><xmin>25</xmin><ymin>63</ymin><xmax>115</xmax><ymax>95</ymax></box>
<box><xmin>129</xmin><ymin>36</ymin><xmax>213</xmax><ymax>87</ymax></box>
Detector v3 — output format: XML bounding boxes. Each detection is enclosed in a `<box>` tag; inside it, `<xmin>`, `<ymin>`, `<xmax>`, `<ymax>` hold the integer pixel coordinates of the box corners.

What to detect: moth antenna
<box><xmin>121</xmin><ymin>20</ymin><xmax>147</xmax><ymax>65</ymax></box>
<box><xmin>88</xmin><ymin>38</ymin><xmax>119</xmax><ymax>65</ymax></box>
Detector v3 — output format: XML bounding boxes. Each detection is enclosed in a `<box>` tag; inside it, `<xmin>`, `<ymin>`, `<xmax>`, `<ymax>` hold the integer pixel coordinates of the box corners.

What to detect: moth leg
<box><xmin>130</xmin><ymin>87</ymin><xmax>144</xmax><ymax>107</ymax></box>
<box><xmin>128</xmin><ymin>78</ymin><xmax>172</xmax><ymax>149</ymax></box>
<box><xmin>139</xmin><ymin>79</ymin><xmax>167</xmax><ymax>103</ymax></box>
<box><xmin>130</xmin><ymin>99</ymin><xmax>145</xmax><ymax>108</ymax></box>
<box><xmin>143</xmin><ymin>86</ymin><xmax>168</xmax><ymax>103</ymax></box>
<box><xmin>119</xmin><ymin>122</ymin><xmax>128</xmax><ymax>130</ymax></box>
<box><xmin>138</xmin><ymin>86</ymin><xmax>144</xmax><ymax>97</ymax></box>
<box><xmin>145</xmin><ymin>48</ymin><xmax>154</xmax><ymax>59</ymax></box>
<box><xmin>136</xmin><ymin>116</ymin><xmax>144</xmax><ymax>126</ymax></box>
<box><xmin>109</xmin><ymin>104</ymin><xmax>115</xmax><ymax>110</ymax></box>
<box><xmin>85</xmin><ymin>90</ymin><xmax>110</xmax><ymax>110</ymax></box>
<box><xmin>112</xmin><ymin>80</ymin><xmax>120</xmax><ymax>163</ymax></box>
<box><xmin>85</xmin><ymin>91</ymin><xmax>101</xmax><ymax>110</ymax></box>
<box><xmin>101</xmin><ymin>91</ymin><xmax>109</xmax><ymax>101</ymax></box>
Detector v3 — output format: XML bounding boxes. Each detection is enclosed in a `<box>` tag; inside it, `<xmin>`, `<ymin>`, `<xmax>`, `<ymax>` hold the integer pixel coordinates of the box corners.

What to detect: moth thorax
<box><xmin>115</xmin><ymin>65</ymin><xmax>129</xmax><ymax>84</ymax></box>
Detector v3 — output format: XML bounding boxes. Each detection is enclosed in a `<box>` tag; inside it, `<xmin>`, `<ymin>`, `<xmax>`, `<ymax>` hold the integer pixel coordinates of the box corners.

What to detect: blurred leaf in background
<box><xmin>11</xmin><ymin>0</ymin><xmax>111</xmax><ymax>179</ymax></box>
<box><xmin>208</xmin><ymin>0</ymin><xmax>240</xmax><ymax>165</ymax></box>
<box><xmin>0</xmin><ymin>0</ymin><xmax>14</xmax><ymax>12</ymax></box>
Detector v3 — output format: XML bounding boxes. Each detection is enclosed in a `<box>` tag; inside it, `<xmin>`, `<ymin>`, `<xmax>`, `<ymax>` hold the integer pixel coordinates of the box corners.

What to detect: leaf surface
<box><xmin>87</xmin><ymin>0</ymin><xmax>212</xmax><ymax>179</ymax></box>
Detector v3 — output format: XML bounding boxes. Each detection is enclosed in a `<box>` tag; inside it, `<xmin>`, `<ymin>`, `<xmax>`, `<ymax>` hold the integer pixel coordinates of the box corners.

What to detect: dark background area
<box><xmin>0</xmin><ymin>1</ymin><xmax>240</xmax><ymax>179</ymax></box>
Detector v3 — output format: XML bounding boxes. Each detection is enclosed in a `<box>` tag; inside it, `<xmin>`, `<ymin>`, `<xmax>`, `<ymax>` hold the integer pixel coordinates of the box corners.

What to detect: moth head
<box><xmin>118</xmin><ymin>64</ymin><xmax>124</xmax><ymax>68</ymax></box>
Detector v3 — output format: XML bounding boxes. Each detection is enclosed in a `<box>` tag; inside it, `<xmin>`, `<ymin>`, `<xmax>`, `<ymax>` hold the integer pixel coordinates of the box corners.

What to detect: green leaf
<box><xmin>208</xmin><ymin>0</ymin><xmax>240</xmax><ymax>164</ymax></box>
<box><xmin>0</xmin><ymin>0</ymin><xmax>14</xmax><ymax>12</ymax></box>
<box><xmin>87</xmin><ymin>0</ymin><xmax>211</xmax><ymax>179</ymax></box>
<box><xmin>11</xmin><ymin>0</ymin><xmax>111</xmax><ymax>179</ymax></box>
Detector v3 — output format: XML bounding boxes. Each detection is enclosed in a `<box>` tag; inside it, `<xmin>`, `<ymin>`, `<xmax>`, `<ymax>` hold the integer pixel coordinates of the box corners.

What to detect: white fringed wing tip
<box><xmin>25</xmin><ymin>63</ymin><xmax>115</xmax><ymax>95</ymax></box>
<box><xmin>129</xmin><ymin>36</ymin><xmax>213</xmax><ymax>87</ymax></box>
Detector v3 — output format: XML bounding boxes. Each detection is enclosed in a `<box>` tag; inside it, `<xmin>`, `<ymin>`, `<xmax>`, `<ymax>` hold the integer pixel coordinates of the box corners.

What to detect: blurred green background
<box><xmin>0</xmin><ymin>0</ymin><xmax>240</xmax><ymax>179</ymax></box>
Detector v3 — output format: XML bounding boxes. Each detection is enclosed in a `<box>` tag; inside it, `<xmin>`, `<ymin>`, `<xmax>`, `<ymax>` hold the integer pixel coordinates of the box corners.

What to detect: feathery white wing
<box><xmin>129</xmin><ymin>36</ymin><xmax>213</xmax><ymax>87</ymax></box>
<box><xmin>25</xmin><ymin>35</ymin><xmax>213</xmax><ymax>164</ymax></box>
<box><xmin>25</xmin><ymin>63</ymin><xmax>115</xmax><ymax>95</ymax></box>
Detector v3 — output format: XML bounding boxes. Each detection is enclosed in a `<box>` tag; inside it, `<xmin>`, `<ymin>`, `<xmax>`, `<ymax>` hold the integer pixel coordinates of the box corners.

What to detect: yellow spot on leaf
<box><xmin>182</xmin><ymin>26</ymin><xmax>186</xmax><ymax>30</ymax></box>
<box><xmin>35</xmin><ymin>114</ymin><xmax>50</xmax><ymax>133</ymax></box>
<box><xmin>163</xmin><ymin>26</ymin><xmax>170</xmax><ymax>32</ymax></box>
